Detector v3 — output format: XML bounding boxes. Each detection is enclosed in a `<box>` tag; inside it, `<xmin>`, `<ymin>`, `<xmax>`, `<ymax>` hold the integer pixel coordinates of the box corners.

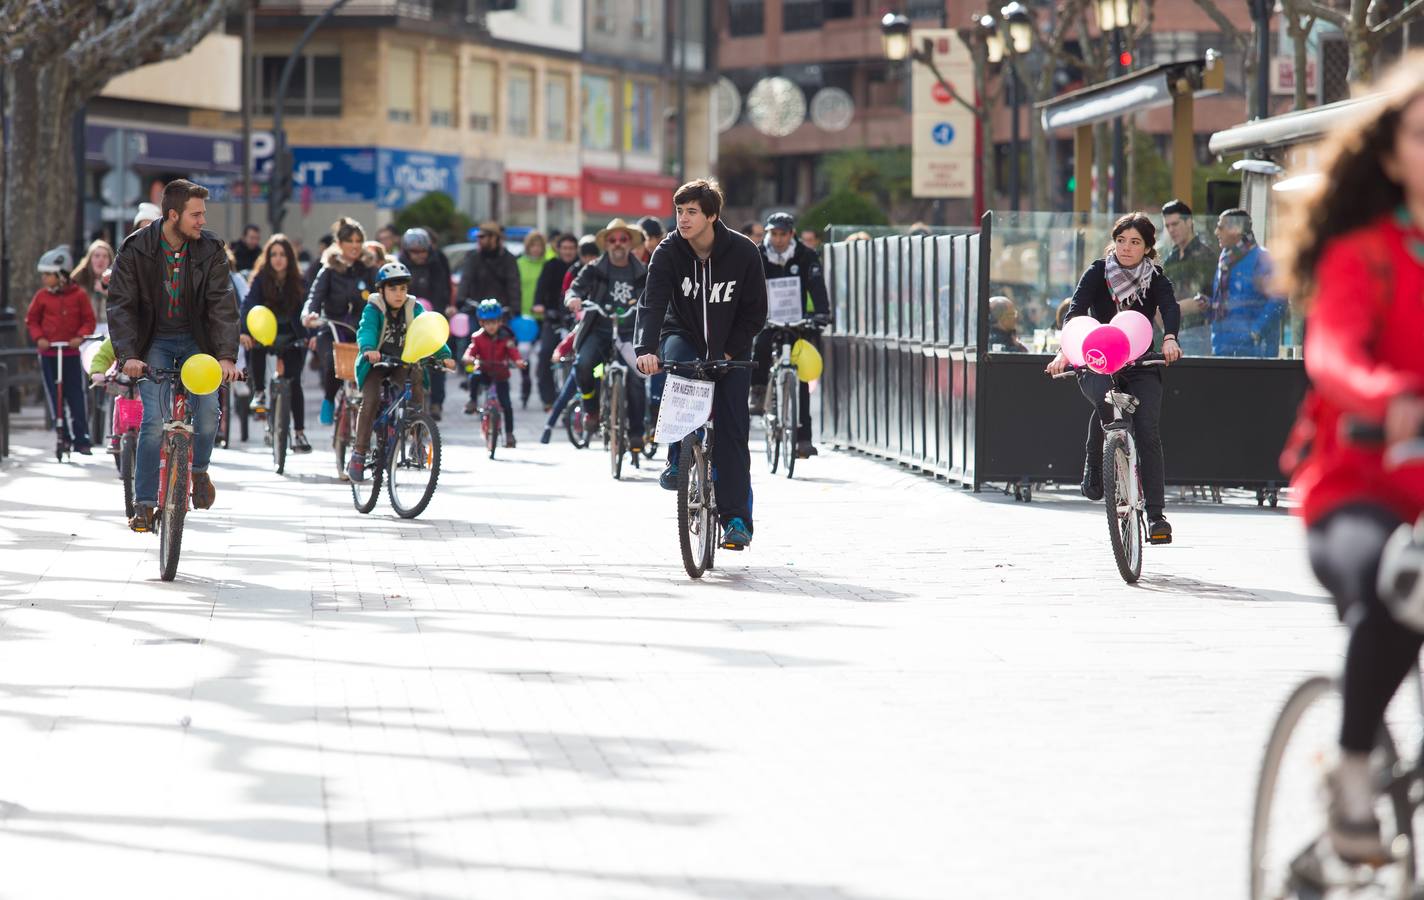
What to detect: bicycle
<box><xmin>761</xmin><ymin>319</ymin><xmax>824</xmax><ymax>479</ymax></box>
<box><xmin>1051</xmin><ymin>352</ymin><xmax>1168</xmax><ymax>584</ymax></box>
<box><xmin>581</xmin><ymin>301</ymin><xmax>640</xmax><ymax>480</ymax></box>
<box><xmin>474</xmin><ymin>370</ymin><xmax>504</xmax><ymax>460</ymax></box>
<box><xmin>103</xmin><ymin>371</ymin><xmax>143</xmax><ymax>519</ymax></box>
<box><xmin>320</xmin><ymin>320</ymin><xmax>361</xmax><ymax>480</ymax></box>
<box><xmin>351</xmin><ymin>357</ymin><xmax>442</xmax><ymax>519</ymax></box>
<box><xmin>661</xmin><ymin>359</ymin><xmax>757</xmax><ymax>579</ymax></box>
<box><xmin>1249</xmin><ymin>425</ymin><xmax>1424</xmax><ymax>900</ymax></box>
<box><xmin>259</xmin><ymin>334</ymin><xmax>311</xmax><ymax>475</ymax></box>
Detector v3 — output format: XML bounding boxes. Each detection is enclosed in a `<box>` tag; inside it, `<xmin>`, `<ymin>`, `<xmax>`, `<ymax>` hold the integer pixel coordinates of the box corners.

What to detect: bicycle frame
<box><xmin>366</xmin><ymin>361</ymin><xmax>424</xmax><ymax>469</ymax></box>
<box><xmin>150</xmin><ymin>372</ymin><xmax>195</xmax><ymax>515</ymax></box>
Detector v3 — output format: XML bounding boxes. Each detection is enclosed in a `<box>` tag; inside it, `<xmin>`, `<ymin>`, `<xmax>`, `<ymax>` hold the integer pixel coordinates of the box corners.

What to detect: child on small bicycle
<box><xmin>346</xmin><ymin>261</ymin><xmax>455</xmax><ymax>482</ymax></box>
<box><xmin>27</xmin><ymin>245</ymin><xmax>97</xmax><ymax>455</ymax></box>
<box><xmin>463</xmin><ymin>298</ymin><xmax>526</xmax><ymax>448</ymax></box>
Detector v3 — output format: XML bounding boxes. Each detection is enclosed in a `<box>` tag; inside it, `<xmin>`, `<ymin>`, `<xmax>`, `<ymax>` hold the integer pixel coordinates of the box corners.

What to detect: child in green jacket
<box><xmin>347</xmin><ymin>262</ymin><xmax>456</xmax><ymax>482</ymax></box>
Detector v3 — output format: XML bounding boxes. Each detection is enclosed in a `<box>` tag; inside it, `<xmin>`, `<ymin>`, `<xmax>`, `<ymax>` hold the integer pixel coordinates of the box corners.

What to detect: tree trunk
<box><xmin>1291</xmin><ymin>16</ymin><xmax>1311</xmax><ymax>110</ymax></box>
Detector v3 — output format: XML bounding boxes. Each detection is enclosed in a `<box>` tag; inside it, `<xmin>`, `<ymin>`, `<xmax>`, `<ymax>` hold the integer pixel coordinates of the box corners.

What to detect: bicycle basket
<box><xmin>332</xmin><ymin>342</ymin><xmax>359</xmax><ymax>382</ymax></box>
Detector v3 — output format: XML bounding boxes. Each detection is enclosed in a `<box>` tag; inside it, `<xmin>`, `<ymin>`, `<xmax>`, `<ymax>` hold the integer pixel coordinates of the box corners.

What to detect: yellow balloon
<box><xmin>246</xmin><ymin>304</ymin><xmax>277</xmax><ymax>346</ymax></box>
<box><xmin>791</xmin><ymin>339</ymin><xmax>823</xmax><ymax>382</ymax></box>
<box><xmin>180</xmin><ymin>353</ymin><xmax>222</xmax><ymax>396</ymax></box>
<box><xmin>401</xmin><ymin>308</ymin><xmax>451</xmax><ymax>362</ymax></box>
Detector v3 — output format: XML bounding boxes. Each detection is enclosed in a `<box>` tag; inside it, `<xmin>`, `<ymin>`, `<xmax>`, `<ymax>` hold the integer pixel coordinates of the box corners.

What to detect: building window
<box><xmin>582</xmin><ymin>74</ymin><xmax>615</xmax><ymax>150</ymax></box>
<box><xmin>429</xmin><ymin>53</ymin><xmax>455</xmax><ymax>128</ymax></box>
<box><xmin>257</xmin><ymin>54</ymin><xmax>342</xmax><ymax>117</ymax></box>
<box><xmin>783</xmin><ymin>0</ymin><xmax>824</xmax><ymax>31</ymax></box>
<box><xmin>906</xmin><ymin>0</ymin><xmax>942</xmax><ymax>19</ymax></box>
<box><xmin>728</xmin><ymin>0</ymin><xmax>764</xmax><ymax>37</ymax></box>
<box><xmin>546</xmin><ymin>72</ymin><xmax>570</xmax><ymax>142</ymax></box>
<box><xmin>507</xmin><ymin>65</ymin><xmax>534</xmax><ymax>137</ymax></box>
<box><xmin>625</xmin><ymin>80</ymin><xmax>656</xmax><ymax>155</ymax></box>
<box><xmin>387</xmin><ymin>46</ymin><xmax>416</xmax><ymax>123</ymax></box>
<box><xmin>824</xmin><ymin>0</ymin><xmax>855</xmax><ymax>18</ymax></box>
<box><xmin>467</xmin><ymin>58</ymin><xmax>496</xmax><ymax>132</ymax></box>
<box><xmin>633</xmin><ymin>0</ymin><xmax>654</xmax><ymax>38</ymax></box>
<box><xmin>593</xmin><ymin>0</ymin><xmax>615</xmax><ymax>33</ymax></box>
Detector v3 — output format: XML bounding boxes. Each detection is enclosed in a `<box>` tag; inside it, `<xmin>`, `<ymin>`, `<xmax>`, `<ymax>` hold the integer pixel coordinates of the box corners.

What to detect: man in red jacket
<box><xmin>27</xmin><ymin>246</ymin><xmax>96</xmax><ymax>454</ymax></box>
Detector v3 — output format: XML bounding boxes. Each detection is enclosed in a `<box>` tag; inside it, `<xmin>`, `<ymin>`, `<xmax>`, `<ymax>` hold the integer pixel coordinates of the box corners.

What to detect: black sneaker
<box><xmin>1149</xmin><ymin>515</ymin><xmax>1173</xmax><ymax>545</ymax></box>
<box><xmin>1081</xmin><ymin>455</ymin><xmax>1103</xmax><ymax>501</ymax></box>
<box><xmin>291</xmin><ymin>432</ymin><xmax>312</xmax><ymax>453</ymax></box>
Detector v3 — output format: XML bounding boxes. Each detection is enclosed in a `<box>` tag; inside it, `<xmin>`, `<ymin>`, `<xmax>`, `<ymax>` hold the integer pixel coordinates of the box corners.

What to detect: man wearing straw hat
<box><xmin>565</xmin><ymin>217</ymin><xmax>647</xmax><ymax>448</ymax></box>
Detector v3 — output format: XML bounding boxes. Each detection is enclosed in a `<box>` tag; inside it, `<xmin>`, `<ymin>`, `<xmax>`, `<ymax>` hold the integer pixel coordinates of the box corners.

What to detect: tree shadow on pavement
<box><xmin>1136</xmin><ymin>573</ymin><xmax>1331</xmax><ymax>606</ymax></box>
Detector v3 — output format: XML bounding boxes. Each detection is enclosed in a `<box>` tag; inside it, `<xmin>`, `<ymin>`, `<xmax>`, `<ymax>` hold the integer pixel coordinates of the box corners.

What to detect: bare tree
<box><xmin>1192</xmin><ymin>0</ymin><xmax>1263</xmax><ymax>118</ymax></box>
<box><xmin>1294</xmin><ymin>0</ymin><xmax>1424</xmax><ymax>83</ymax></box>
<box><xmin>1279</xmin><ymin>0</ymin><xmax>1318</xmax><ymax>110</ymax></box>
<box><xmin>0</xmin><ymin>0</ymin><xmax>232</xmax><ymax>319</ymax></box>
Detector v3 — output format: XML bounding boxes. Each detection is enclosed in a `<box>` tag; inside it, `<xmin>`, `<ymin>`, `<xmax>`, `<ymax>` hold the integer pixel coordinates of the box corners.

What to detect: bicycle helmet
<box><xmin>765</xmin><ymin>212</ymin><xmax>795</xmax><ymax>233</ymax></box>
<box><xmin>1378</xmin><ymin>520</ymin><xmax>1424</xmax><ymax>632</ymax></box>
<box><xmin>375</xmin><ymin>260</ymin><xmax>411</xmax><ymax>287</ymax></box>
<box><xmin>476</xmin><ymin>299</ymin><xmax>503</xmax><ymax>321</ymax></box>
<box><xmin>37</xmin><ymin>245</ymin><xmax>72</xmax><ymax>274</ymax></box>
<box><xmin>401</xmin><ymin>227</ymin><xmax>432</xmax><ymax>252</ymax></box>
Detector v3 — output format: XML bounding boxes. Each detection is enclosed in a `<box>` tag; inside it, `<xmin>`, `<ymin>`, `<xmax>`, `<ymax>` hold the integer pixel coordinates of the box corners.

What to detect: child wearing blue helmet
<box><xmin>346</xmin><ymin>260</ymin><xmax>456</xmax><ymax>482</ymax></box>
<box><xmin>462</xmin><ymin>298</ymin><xmax>526</xmax><ymax>447</ymax></box>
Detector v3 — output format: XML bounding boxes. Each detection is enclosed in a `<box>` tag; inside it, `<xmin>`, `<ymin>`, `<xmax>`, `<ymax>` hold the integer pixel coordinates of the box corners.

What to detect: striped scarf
<box><xmin>1104</xmin><ymin>252</ymin><xmax>1154</xmax><ymax>310</ymax></box>
<box><xmin>162</xmin><ymin>239</ymin><xmax>187</xmax><ymax>319</ymax></box>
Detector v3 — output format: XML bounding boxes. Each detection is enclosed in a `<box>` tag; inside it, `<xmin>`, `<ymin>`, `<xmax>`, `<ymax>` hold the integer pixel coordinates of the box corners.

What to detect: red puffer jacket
<box><xmin>462</xmin><ymin>328</ymin><xmax>523</xmax><ymax>381</ymax></box>
<box><xmin>26</xmin><ymin>283</ymin><xmax>96</xmax><ymax>357</ymax></box>
<box><xmin>1291</xmin><ymin>214</ymin><xmax>1424</xmax><ymax>525</ymax></box>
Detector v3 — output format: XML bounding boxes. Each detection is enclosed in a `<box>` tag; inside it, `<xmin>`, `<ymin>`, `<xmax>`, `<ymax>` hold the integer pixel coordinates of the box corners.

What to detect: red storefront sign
<box><xmin>581</xmin><ymin>168</ymin><xmax>678</xmax><ymax>217</ymax></box>
<box><xmin>506</xmin><ymin>170</ymin><xmax>581</xmax><ymax>198</ymax></box>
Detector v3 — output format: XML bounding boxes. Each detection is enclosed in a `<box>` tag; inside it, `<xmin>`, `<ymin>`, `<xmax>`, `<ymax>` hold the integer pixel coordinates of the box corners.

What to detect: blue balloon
<box><xmin>510</xmin><ymin>315</ymin><xmax>540</xmax><ymax>343</ymax></box>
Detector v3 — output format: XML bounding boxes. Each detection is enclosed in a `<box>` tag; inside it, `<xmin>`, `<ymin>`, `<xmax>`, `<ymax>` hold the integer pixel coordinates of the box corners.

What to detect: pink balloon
<box><xmin>1111</xmin><ymin>310</ymin><xmax>1153</xmax><ymax>360</ymax></box>
<box><xmin>1082</xmin><ymin>324</ymin><xmax>1132</xmax><ymax>375</ymax></box>
<box><xmin>1059</xmin><ymin>315</ymin><xmax>1099</xmax><ymax>367</ymax></box>
<box><xmin>450</xmin><ymin>313</ymin><xmax>472</xmax><ymax>338</ymax></box>
<box><xmin>415</xmin><ymin>297</ymin><xmax>433</xmax><ymax>312</ymax></box>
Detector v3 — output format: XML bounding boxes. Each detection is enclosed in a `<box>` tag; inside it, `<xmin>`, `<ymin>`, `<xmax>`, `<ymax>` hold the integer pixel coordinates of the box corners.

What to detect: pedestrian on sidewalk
<box><xmin>1159</xmin><ymin>199</ymin><xmax>1216</xmax><ymax>355</ymax></box>
<box><xmin>27</xmin><ymin>245</ymin><xmax>97</xmax><ymax>454</ymax></box>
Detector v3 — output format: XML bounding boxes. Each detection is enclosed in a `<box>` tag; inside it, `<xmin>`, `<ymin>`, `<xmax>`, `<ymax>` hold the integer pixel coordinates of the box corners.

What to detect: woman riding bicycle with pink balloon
<box><xmin>1046</xmin><ymin>212</ymin><xmax>1183</xmax><ymax>543</ymax></box>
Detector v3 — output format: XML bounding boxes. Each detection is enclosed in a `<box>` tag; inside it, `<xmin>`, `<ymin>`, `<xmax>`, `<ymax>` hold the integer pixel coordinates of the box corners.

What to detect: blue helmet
<box><xmin>476</xmin><ymin>299</ymin><xmax>503</xmax><ymax>320</ymax></box>
<box><xmin>375</xmin><ymin>260</ymin><xmax>411</xmax><ymax>287</ymax></box>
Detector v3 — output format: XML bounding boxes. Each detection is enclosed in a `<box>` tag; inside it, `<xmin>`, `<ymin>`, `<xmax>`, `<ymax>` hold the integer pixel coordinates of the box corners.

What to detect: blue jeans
<box><xmin>662</xmin><ymin>334</ymin><xmax>754</xmax><ymax>531</ymax></box>
<box><xmin>136</xmin><ymin>334</ymin><xmax>221</xmax><ymax>506</ymax></box>
<box><xmin>545</xmin><ymin>369</ymin><xmax>579</xmax><ymax>428</ymax></box>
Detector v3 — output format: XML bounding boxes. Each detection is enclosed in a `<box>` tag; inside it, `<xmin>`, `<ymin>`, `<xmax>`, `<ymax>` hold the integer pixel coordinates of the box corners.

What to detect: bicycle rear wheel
<box><xmin>1249</xmin><ymin>676</ymin><xmax>1415</xmax><ymax>899</ymax></box>
<box><xmin>764</xmin><ymin>377</ymin><xmax>780</xmax><ymax>474</ymax></box>
<box><xmin>333</xmin><ymin>394</ymin><xmax>352</xmax><ymax>478</ymax></box>
<box><xmin>678</xmin><ymin>435</ymin><xmax>712</xmax><ymax>578</ymax></box>
<box><xmin>120</xmin><ymin>432</ymin><xmax>137</xmax><ymax>520</ymax></box>
<box><xmin>272</xmin><ymin>383</ymin><xmax>289</xmax><ymax>475</ymax></box>
<box><xmin>566</xmin><ymin>399</ymin><xmax>592</xmax><ymax>448</ymax></box>
<box><xmin>780</xmin><ymin>368</ymin><xmax>799</xmax><ymax>479</ymax></box>
<box><xmin>351</xmin><ymin>442</ymin><xmax>384</xmax><ymax>514</ymax></box>
<box><xmin>1102</xmin><ymin>430</ymin><xmax>1142</xmax><ymax>584</ymax></box>
<box><xmin>387</xmin><ymin>412</ymin><xmax>441</xmax><ymax>519</ymax></box>
<box><xmin>158</xmin><ymin>433</ymin><xmax>191</xmax><ymax>582</ymax></box>
<box><xmin>609</xmin><ymin>369</ymin><xmax>624</xmax><ymax>480</ymax></box>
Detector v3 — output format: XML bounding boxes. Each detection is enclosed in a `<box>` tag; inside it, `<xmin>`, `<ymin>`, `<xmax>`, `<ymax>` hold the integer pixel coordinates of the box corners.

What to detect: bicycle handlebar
<box><xmin>661</xmin><ymin>359</ymin><xmax>757</xmax><ymax>377</ymax></box>
<box><xmin>1049</xmin><ymin>352</ymin><xmax>1168</xmax><ymax>380</ymax></box>
<box><xmin>577</xmin><ymin>300</ymin><xmax>636</xmax><ymax>321</ymax></box>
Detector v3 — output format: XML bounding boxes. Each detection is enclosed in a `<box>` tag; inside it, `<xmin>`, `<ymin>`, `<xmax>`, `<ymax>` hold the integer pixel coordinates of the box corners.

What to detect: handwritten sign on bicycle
<box><xmin>654</xmin><ymin>374</ymin><xmax>715</xmax><ymax>445</ymax></box>
<box><xmin>766</xmin><ymin>276</ymin><xmax>802</xmax><ymax>324</ymax></box>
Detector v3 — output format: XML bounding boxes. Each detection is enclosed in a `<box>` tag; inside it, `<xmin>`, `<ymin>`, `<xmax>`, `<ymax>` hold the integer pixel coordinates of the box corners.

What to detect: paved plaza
<box><xmin>0</xmin><ymin>398</ymin><xmax>1342</xmax><ymax>899</ymax></box>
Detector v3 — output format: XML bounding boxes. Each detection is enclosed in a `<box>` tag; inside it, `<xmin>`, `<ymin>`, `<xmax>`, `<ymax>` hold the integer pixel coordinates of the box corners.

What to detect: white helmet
<box><xmin>1378</xmin><ymin>521</ymin><xmax>1424</xmax><ymax>632</ymax></box>
<box><xmin>134</xmin><ymin>202</ymin><xmax>161</xmax><ymax>227</ymax></box>
<box><xmin>36</xmin><ymin>246</ymin><xmax>72</xmax><ymax>274</ymax></box>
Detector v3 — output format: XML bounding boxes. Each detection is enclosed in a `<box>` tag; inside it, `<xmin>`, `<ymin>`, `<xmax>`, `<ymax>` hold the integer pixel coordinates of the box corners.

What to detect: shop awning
<box><xmin>582</xmin><ymin>168</ymin><xmax>678</xmax><ymax>218</ymax></box>
<box><xmin>1038</xmin><ymin>56</ymin><xmax>1224</xmax><ymax>132</ymax></box>
<box><xmin>505</xmin><ymin>170</ymin><xmax>580</xmax><ymax>198</ymax></box>
<box><xmin>1207</xmin><ymin>92</ymin><xmax>1391</xmax><ymax>156</ymax></box>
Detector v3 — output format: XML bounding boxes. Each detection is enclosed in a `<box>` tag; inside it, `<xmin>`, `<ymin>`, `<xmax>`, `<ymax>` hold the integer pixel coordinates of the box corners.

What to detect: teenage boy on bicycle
<box><xmin>346</xmin><ymin>261</ymin><xmax>456</xmax><ymax>482</ymax></box>
<box><xmin>635</xmin><ymin>179</ymin><xmax>768</xmax><ymax>550</ymax></box>
<box><xmin>463</xmin><ymin>298</ymin><xmax>527</xmax><ymax>448</ymax></box>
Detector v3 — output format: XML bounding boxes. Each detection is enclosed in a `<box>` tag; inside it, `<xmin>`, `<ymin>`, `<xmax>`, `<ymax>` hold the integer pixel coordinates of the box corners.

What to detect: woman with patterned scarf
<box><xmin>1206</xmin><ymin>208</ymin><xmax>1287</xmax><ymax>357</ymax></box>
<box><xmin>1046</xmin><ymin>212</ymin><xmax>1182</xmax><ymax>544</ymax></box>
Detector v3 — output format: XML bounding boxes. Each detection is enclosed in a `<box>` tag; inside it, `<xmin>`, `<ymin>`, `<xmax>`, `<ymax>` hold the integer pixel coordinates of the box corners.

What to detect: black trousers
<box><xmin>662</xmin><ymin>334</ymin><xmax>754</xmax><ymax>531</ymax></box>
<box><xmin>752</xmin><ymin>328</ymin><xmax>817</xmax><ymax>441</ymax></box>
<box><xmin>316</xmin><ymin>332</ymin><xmax>340</xmax><ymax>403</ymax></box>
<box><xmin>250</xmin><ymin>345</ymin><xmax>307</xmax><ymax>430</ymax></box>
<box><xmin>1308</xmin><ymin>503</ymin><xmax>1420</xmax><ymax>753</ymax></box>
<box><xmin>1078</xmin><ymin>366</ymin><xmax>1166</xmax><ymax>518</ymax></box>
<box><xmin>536</xmin><ymin>321</ymin><xmax>566</xmax><ymax>406</ymax></box>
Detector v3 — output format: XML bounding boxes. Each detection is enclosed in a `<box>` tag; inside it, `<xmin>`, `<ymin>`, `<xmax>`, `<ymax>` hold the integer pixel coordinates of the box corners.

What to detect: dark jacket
<box><xmin>302</xmin><ymin>243</ymin><xmax>375</xmax><ymax>331</ymax></box>
<box><xmin>108</xmin><ymin>220</ymin><xmax>240</xmax><ymax>364</ymax></box>
<box><xmin>241</xmin><ymin>270</ymin><xmax>307</xmax><ymax>341</ymax></box>
<box><xmin>458</xmin><ymin>245</ymin><xmax>521</xmax><ymax>317</ymax></box>
<box><xmin>231</xmin><ymin>241</ymin><xmax>261</xmax><ymax>273</ymax></box>
<box><xmin>535</xmin><ymin>256</ymin><xmax>577</xmax><ymax>327</ymax></box>
<box><xmin>635</xmin><ymin>219</ymin><xmax>768</xmax><ymax>360</ymax></box>
<box><xmin>760</xmin><ymin>239</ymin><xmax>829</xmax><ymax>318</ymax></box>
<box><xmin>1066</xmin><ymin>257</ymin><xmax>1181</xmax><ymax>337</ymax></box>
<box><xmin>566</xmin><ymin>254</ymin><xmax>647</xmax><ymax>337</ymax></box>
<box><xmin>398</xmin><ymin>248</ymin><xmax>452</xmax><ymax>311</ymax></box>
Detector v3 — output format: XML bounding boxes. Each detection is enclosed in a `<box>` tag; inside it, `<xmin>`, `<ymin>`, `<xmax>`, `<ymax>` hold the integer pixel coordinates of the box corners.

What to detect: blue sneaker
<box><xmin>320</xmin><ymin>398</ymin><xmax>334</xmax><ymax>425</ymax></box>
<box><xmin>659</xmin><ymin>462</ymin><xmax>679</xmax><ymax>491</ymax></box>
<box><xmin>721</xmin><ymin>517</ymin><xmax>751</xmax><ymax>550</ymax></box>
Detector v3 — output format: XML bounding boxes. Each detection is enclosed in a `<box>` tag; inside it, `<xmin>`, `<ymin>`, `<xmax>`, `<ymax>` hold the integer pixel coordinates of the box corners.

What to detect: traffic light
<box><xmin>267</xmin><ymin>142</ymin><xmax>295</xmax><ymax>234</ymax></box>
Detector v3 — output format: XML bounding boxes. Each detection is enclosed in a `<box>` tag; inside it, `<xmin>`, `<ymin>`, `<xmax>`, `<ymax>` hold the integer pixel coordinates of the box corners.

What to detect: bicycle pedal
<box><xmin>1149</xmin><ymin>534</ymin><xmax>1173</xmax><ymax>546</ymax></box>
<box><xmin>721</xmin><ymin>541</ymin><xmax>747</xmax><ymax>551</ymax></box>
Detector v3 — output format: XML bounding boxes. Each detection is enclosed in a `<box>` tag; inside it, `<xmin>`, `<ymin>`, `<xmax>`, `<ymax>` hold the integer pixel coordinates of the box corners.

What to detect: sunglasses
<box><xmin>605</xmin><ymin>235</ymin><xmax>631</xmax><ymax>246</ymax></box>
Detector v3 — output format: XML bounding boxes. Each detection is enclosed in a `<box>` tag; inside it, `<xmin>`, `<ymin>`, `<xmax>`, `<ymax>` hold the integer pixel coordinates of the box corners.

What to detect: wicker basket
<box><xmin>332</xmin><ymin>342</ymin><xmax>359</xmax><ymax>382</ymax></box>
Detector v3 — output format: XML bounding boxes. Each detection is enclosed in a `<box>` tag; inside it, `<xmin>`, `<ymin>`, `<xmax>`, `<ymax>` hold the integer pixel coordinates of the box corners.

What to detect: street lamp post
<box><xmin>1096</xmin><ymin>0</ymin><xmax>1134</xmax><ymax>214</ymax></box>
<box><xmin>1000</xmin><ymin>3</ymin><xmax>1032</xmax><ymax>212</ymax></box>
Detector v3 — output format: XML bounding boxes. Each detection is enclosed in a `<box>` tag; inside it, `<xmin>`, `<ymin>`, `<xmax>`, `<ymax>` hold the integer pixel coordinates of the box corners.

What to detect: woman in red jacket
<box><xmin>26</xmin><ymin>245</ymin><xmax>97</xmax><ymax>454</ymax></box>
<box><xmin>1280</xmin><ymin>58</ymin><xmax>1424</xmax><ymax>863</ymax></box>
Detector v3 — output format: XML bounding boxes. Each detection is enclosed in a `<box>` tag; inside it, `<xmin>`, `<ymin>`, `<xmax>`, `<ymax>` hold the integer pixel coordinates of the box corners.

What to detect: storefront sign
<box><xmin>290</xmin><ymin>147</ymin><xmax>379</xmax><ymax>203</ymax></box>
<box><xmin>378</xmin><ymin>149</ymin><xmax>462</xmax><ymax>208</ymax></box>
<box><xmin>582</xmin><ymin>168</ymin><xmax>676</xmax><ymax>217</ymax></box>
<box><xmin>910</xmin><ymin>30</ymin><xmax>976</xmax><ymax>199</ymax></box>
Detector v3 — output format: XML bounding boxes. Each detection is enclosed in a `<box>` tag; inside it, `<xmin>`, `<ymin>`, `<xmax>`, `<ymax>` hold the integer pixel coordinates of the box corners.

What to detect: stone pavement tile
<box><xmin>0</xmin><ymin>397</ymin><xmax>1348</xmax><ymax>899</ymax></box>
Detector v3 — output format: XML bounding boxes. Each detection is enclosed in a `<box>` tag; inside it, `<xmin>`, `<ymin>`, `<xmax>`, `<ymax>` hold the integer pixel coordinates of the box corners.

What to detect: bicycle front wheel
<box><xmin>89</xmin><ymin>385</ymin><xmax>107</xmax><ymax>449</ymax></box>
<box><xmin>485</xmin><ymin>406</ymin><xmax>500</xmax><ymax>459</ymax></box>
<box><xmin>1102</xmin><ymin>430</ymin><xmax>1142</xmax><ymax>584</ymax></box>
<box><xmin>780</xmin><ymin>368</ymin><xmax>799</xmax><ymax>479</ymax></box>
<box><xmin>1249</xmin><ymin>676</ymin><xmax>1415</xmax><ymax>899</ymax></box>
<box><xmin>566</xmin><ymin>399</ymin><xmax>591</xmax><ymax>449</ymax></box>
<box><xmin>608</xmin><ymin>369</ymin><xmax>624</xmax><ymax>480</ymax></box>
<box><xmin>158</xmin><ymin>433</ymin><xmax>191</xmax><ymax>582</ymax></box>
<box><xmin>272</xmin><ymin>384</ymin><xmax>289</xmax><ymax>475</ymax></box>
<box><xmin>764</xmin><ymin>378</ymin><xmax>780</xmax><ymax>474</ymax></box>
<box><xmin>678</xmin><ymin>435</ymin><xmax>712</xmax><ymax>579</ymax></box>
<box><xmin>351</xmin><ymin>444</ymin><xmax>383</xmax><ymax>514</ymax></box>
<box><xmin>387</xmin><ymin>412</ymin><xmax>441</xmax><ymax>519</ymax></box>
<box><xmin>333</xmin><ymin>395</ymin><xmax>352</xmax><ymax>478</ymax></box>
<box><xmin>120</xmin><ymin>432</ymin><xmax>137</xmax><ymax>520</ymax></box>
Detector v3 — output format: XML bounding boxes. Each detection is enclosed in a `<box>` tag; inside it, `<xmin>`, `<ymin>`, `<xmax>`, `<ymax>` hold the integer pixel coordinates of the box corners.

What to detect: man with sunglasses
<box><xmin>457</xmin><ymin>220</ymin><xmax>521</xmax><ymax>319</ymax></box>
<box><xmin>565</xmin><ymin>218</ymin><xmax>648</xmax><ymax>449</ymax></box>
